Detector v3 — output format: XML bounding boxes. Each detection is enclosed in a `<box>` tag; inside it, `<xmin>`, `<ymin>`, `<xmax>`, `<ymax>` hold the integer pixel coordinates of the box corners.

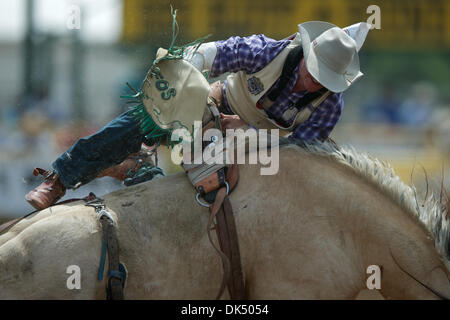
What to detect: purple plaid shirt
<box><xmin>210</xmin><ymin>34</ymin><xmax>343</xmax><ymax>142</ymax></box>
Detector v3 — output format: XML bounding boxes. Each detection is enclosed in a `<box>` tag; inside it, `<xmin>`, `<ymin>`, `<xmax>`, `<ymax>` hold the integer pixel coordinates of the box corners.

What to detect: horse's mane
<box><xmin>282</xmin><ymin>140</ymin><xmax>450</xmax><ymax>268</ymax></box>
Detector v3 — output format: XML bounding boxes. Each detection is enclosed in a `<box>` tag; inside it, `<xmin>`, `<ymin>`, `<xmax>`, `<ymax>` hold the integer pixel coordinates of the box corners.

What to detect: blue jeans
<box><xmin>52</xmin><ymin>110</ymin><xmax>146</xmax><ymax>189</ymax></box>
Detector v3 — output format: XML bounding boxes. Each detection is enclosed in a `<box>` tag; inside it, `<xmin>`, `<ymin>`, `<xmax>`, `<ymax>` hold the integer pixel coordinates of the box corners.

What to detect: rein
<box><xmin>0</xmin><ymin>193</ymin><xmax>98</xmax><ymax>236</ymax></box>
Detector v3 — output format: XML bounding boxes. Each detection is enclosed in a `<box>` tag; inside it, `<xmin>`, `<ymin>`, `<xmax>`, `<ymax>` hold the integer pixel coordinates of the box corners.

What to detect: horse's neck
<box><xmin>278</xmin><ymin>147</ymin><xmax>449</xmax><ymax>298</ymax></box>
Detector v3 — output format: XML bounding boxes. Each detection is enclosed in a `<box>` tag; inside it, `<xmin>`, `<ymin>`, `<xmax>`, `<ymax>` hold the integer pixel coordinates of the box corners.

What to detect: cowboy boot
<box><xmin>97</xmin><ymin>144</ymin><xmax>157</xmax><ymax>181</ymax></box>
<box><xmin>25</xmin><ymin>168</ymin><xmax>66</xmax><ymax>210</ymax></box>
<box><xmin>97</xmin><ymin>156</ymin><xmax>142</xmax><ymax>181</ymax></box>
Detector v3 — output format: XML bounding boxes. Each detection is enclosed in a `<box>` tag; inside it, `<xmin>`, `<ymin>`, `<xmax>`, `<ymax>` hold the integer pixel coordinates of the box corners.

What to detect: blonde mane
<box><xmin>282</xmin><ymin>141</ymin><xmax>450</xmax><ymax>268</ymax></box>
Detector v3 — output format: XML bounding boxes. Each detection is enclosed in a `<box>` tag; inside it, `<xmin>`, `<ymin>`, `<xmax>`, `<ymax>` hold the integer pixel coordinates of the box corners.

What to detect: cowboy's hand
<box><xmin>220</xmin><ymin>113</ymin><xmax>247</xmax><ymax>130</ymax></box>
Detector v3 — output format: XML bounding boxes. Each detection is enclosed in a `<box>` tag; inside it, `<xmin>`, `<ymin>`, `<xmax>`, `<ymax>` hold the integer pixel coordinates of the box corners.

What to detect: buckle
<box><xmin>195</xmin><ymin>167</ymin><xmax>226</xmax><ymax>195</ymax></box>
<box><xmin>196</xmin><ymin>181</ymin><xmax>229</xmax><ymax>207</ymax></box>
<box><xmin>85</xmin><ymin>198</ymin><xmax>115</xmax><ymax>223</ymax></box>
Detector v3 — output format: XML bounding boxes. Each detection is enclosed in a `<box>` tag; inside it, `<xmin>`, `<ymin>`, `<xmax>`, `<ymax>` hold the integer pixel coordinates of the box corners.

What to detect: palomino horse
<box><xmin>0</xmin><ymin>142</ymin><xmax>449</xmax><ymax>299</ymax></box>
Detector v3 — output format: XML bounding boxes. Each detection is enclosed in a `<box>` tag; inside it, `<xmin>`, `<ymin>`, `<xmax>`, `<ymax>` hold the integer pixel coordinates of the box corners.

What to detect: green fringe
<box><xmin>127</xmin><ymin>103</ymin><xmax>175</xmax><ymax>147</ymax></box>
<box><xmin>147</xmin><ymin>6</ymin><xmax>212</xmax><ymax>80</ymax></box>
<box><xmin>121</xmin><ymin>6</ymin><xmax>211</xmax><ymax>149</ymax></box>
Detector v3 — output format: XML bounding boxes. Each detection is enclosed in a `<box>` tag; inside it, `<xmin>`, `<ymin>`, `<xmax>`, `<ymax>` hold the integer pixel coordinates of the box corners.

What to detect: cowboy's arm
<box><xmin>211</xmin><ymin>34</ymin><xmax>289</xmax><ymax>76</ymax></box>
<box><xmin>288</xmin><ymin>93</ymin><xmax>343</xmax><ymax>143</ymax></box>
<box><xmin>183</xmin><ymin>42</ymin><xmax>217</xmax><ymax>72</ymax></box>
<box><xmin>185</xmin><ymin>35</ymin><xmax>289</xmax><ymax>76</ymax></box>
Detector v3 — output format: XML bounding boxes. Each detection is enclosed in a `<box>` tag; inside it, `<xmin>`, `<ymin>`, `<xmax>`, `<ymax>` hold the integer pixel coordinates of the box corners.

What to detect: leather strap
<box><xmin>267</xmin><ymin>45</ymin><xmax>304</xmax><ymax>102</ymax></box>
<box><xmin>189</xmin><ymin>84</ymin><xmax>245</xmax><ymax>300</ymax></box>
<box><xmin>100</xmin><ymin>216</ymin><xmax>124</xmax><ymax>300</ymax></box>
<box><xmin>190</xmin><ymin>156</ymin><xmax>238</xmax><ymax>196</ymax></box>
<box><xmin>206</xmin><ymin>187</ymin><xmax>231</xmax><ymax>300</ymax></box>
<box><xmin>85</xmin><ymin>197</ymin><xmax>126</xmax><ymax>300</ymax></box>
<box><xmin>204</xmin><ymin>163</ymin><xmax>245</xmax><ymax>300</ymax></box>
<box><xmin>195</xmin><ymin>167</ymin><xmax>226</xmax><ymax>195</ymax></box>
<box><xmin>214</xmin><ymin>196</ymin><xmax>245</xmax><ymax>299</ymax></box>
<box><xmin>209</xmin><ymin>81</ymin><xmax>224</xmax><ymax>112</ymax></box>
<box><xmin>0</xmin><ymin>193</ymin><xmax>98</xmax><ymax>236</ymax></box>
<box><xmin>226</xmin><ymin>163</ymin><xmax>239</xmax><ymax>193</ymax></box>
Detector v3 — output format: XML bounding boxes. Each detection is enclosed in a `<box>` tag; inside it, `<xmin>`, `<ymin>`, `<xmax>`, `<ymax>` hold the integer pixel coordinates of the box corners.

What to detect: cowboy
<box><xmin>25</xmin><ymin>21</ymin><xmax>370</xmax><ymax>210</ymax></box>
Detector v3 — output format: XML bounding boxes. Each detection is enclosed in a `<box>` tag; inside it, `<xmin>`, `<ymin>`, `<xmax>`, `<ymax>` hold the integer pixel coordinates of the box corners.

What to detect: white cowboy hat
<box><xmin>298</xmin><ymin>21</ymin><xmax>364</xmax><ymax>93</ymax></box>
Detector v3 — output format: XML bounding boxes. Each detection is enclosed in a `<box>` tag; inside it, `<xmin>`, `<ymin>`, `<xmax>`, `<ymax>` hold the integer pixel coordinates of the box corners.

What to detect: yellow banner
<box><xmin>122</xmin><ymin>0</ymin><xmax>450</xmax><ymax>50</ymax></box>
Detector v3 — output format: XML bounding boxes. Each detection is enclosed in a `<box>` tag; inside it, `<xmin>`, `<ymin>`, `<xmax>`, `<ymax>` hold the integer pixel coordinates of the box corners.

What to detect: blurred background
<box><xmin>0</xmin><ymin>0</ymin><xmax>449</xmax><ymax>219</ymax></box>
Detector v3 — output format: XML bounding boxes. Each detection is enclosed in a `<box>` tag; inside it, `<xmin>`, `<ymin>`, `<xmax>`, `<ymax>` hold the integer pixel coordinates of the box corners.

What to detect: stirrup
<box><xmin>124</xmin><ymin>165</ymin><xmax>164</xmax><ymax>187</ymax></box>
